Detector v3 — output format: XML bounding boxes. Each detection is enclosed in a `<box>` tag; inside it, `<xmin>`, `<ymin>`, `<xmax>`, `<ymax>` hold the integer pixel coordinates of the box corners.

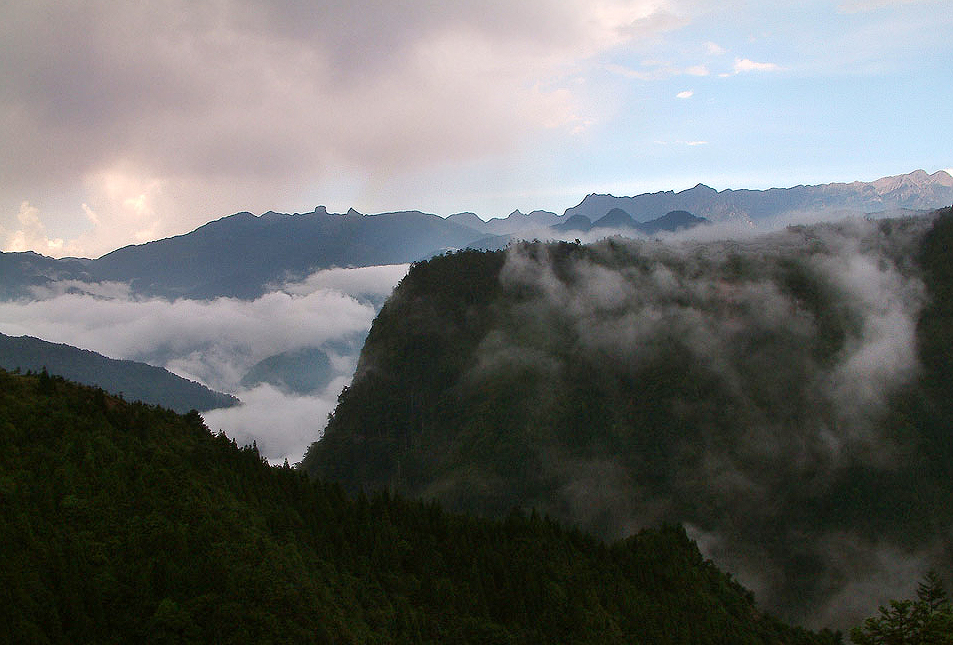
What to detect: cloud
<box><xmin>1</xmin><ymin>0</ymin><xmax>678</xmax><ymax>257</ymax></box>
<box><xmin>606</xmin><ymin>60</ymin><xmax>710</xmax><ymax>81</ymax></box>
<box><xmin>2</xmin><ymin>202</ymin><xmax>65</xmax><ymax>255</ymax></box>
<box><xmin>676</xmin><ymin>90</ymin><xmax>694</xmax><ymax>99</ymax></box>
<box><xmin>732</xmin><ymin>57</ymin><xmax>781</xmax><ymax>73</ymax></box>
<box><xmin>0</xmin><ymin>264</ymin><xmax>408</xmax><ymax>461</ymax></box>
<box><xmin>705</xmin><ymin>41</ymin><xmax>726</xmax><ymax>55</ymax></box>
<box><xmin>473</xmin><ymin>215</ymin><xmax>934</xmax><ymax>624</ymax></box>
<box><xmin>279</xmin><ymin>264</ymin><xmax>411</xmax><ymax>300</ymax></box>
<box><xmin>203</xmin><ymin>379</ymin><xmax>351</xmax><ymax>465</ymax></box>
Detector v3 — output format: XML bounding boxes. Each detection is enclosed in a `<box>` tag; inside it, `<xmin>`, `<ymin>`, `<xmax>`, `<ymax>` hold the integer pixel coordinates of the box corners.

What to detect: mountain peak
<box><xmin>592</xmin><ymin>207</ymin><xmax>637</xmax><ymax>229</ymax></box>
<box><xmin>931</xmin><ymin>169</ymin><xmax>953</xmax><ymax>187</ymax></box>
<box><xmin>870</xmin><ymin>168</ymin><xmax>953</xmax><ymax>193</ymax></box>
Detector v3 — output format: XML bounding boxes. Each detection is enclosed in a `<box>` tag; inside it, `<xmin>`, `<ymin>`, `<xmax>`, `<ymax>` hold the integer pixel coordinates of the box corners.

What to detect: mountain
<box><xmin>2</xmin><ymin>170</ymin><xmax>948</xmax><ymax>303</ymax></box>
<box><xmin>477</xmin><ymin>209</ymin><xmax>562</xmax><ymax>236</ymax></box>
<box><xmin>564</xmin><ymin>170</ymin><xmax>953</xmax><ymax>225</ymax></box>
<box><xmin>551</xmin><ymin>213</ymin><xmax>594</xmax><ymax>234</ymax></box>
<box><xmin>240</xmin><ymin>346</ymin><xmax>334</xmax><ymax>395</ymax></box>
<box><xmin>88</xmin><ymin>208</ymin><xmax>484</xmax><ymax>299</ymax></box>
<box><xmin>0</xmin><ymin>333</ymin><xmax>238</xmax><ymax>413</ymax></box>
<box><xmin>591</xmin><ymin>207</ymin><xmax>639</xmax><ymax>229</ymax></box>
<box><xmin>0</xmin><ymin>251</ymin><xmax>94</xmax><ymax>299</ymax></box>
<box><xmin>0</xmin><ymin>368</ymin><xmax>839</xmax><ymax>644</ymax></box>
<box><xmin>303</xmin><ymin>208</ymin><xmax>953</xmax><ymax>629</ymax></box>
<box><xmin>552</xmin><ymin>210</ymin><xmax>709</xmax><ymax>236</ymax></box>
<box><xmin>636</xmin><ymin>209</ymin><xmax>708</xmax><ymax>234</ymax></box>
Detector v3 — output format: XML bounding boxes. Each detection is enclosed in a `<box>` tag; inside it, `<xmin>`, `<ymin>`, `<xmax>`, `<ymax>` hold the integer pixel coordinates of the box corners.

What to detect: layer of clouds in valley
<box><xmin>0</xmin><ymin>264</ymin><xmax>410</xmax><ymax>464</ymax></box>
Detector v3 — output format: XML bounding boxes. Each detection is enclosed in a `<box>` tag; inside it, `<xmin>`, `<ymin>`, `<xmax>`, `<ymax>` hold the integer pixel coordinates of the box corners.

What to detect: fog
<box><xmin>470</xmin><ymin>214</ymin><xmax>940</xmax><ymax>627</ymax></box>
<box><xmin>0</xmin><ymin>263</ymin><xmax>409</xmax><ymax>464</ymax></box>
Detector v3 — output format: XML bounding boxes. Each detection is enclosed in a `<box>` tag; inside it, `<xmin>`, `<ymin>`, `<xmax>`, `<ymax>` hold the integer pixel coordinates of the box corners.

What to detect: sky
<box><xmin>2</xmin><ymin>0</ymin><xmax>952</xmax><ymax>259</ymax></box>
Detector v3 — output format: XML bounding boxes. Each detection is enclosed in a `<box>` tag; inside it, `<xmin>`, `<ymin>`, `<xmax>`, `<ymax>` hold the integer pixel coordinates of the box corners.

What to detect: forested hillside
<box><xmin>0</xmin><ymin>333</ymin><xmax>238</xmax><ymax>413</ymax></box>
<box><xmin>304</xmin><ymin>208</ymin><xmax>953</xmax><ymax>628</ymax></box>
<box><xmin>0</xmin><ymin>369</ymin><xmax>840</xmax><ymax>644</ymax></box>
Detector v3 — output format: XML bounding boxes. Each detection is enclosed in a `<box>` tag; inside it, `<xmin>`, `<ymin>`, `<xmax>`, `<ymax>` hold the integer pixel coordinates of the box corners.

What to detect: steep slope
<box><xmin>0</xmin><ymin>333</ymin><xmax>237</xmax><ymax>412</ymax></box>
<box><xmin>0</xmin><ymin>369</ymin><xmax>838</xmax><ymax>644</ymax></box>
<box><xmin>304</xmin><ymin>209</ymin><xmax>953</xmax><ymax>628</ymax></box>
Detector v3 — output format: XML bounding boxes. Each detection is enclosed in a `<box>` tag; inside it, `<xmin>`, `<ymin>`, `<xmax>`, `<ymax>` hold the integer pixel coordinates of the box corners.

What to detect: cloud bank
<box><xmin>0</xmin><ymin>264</ymin><xmax>409</xmax><ymax>463</ymax></box>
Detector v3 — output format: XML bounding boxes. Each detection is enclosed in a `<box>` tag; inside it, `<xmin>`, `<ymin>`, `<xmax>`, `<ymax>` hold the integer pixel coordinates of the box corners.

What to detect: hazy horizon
<box><xmin>2</xmin><ymin>1</ymin><xmax>951</xmax><ymax>258</ymax></box>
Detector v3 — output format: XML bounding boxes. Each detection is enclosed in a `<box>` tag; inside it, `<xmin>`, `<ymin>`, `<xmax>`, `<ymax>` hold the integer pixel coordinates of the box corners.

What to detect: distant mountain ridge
<box><xmin>0</xmin><ymin>333</ymin><xmax>238</xmax><ymax>413</ymax></box>
<box><xmin>1</xmin><ymin>169</ymin><xmax>949</xmax><ymax>301</ymax></box>
<box><xmin>564</xmin><ymin>169</ymin><xmax>953</xmax><ymax>225</ymax></box>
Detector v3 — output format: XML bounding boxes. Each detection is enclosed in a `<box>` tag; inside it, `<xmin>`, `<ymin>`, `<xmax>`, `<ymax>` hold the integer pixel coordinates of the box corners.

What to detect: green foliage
<box><xmin>0</xmin><ymin>369</ymin><xmax>839</xmax><ymax>644</ymax></box>
<box><xmin>850</xmin><ymin>572</ymin><xmax>953</xmax><ymax>644</ymax></box>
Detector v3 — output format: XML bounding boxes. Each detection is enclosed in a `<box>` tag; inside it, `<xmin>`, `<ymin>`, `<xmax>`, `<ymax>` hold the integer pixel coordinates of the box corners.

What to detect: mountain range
<box><xmin>563</xmin><ymin>169</ymin><xmax>953</xmax><ymax>225</ymax></box>
<box><xmin>2</xmin><ymin>169</ymin><xmax>948</xmax><ymax>301</ymax></box>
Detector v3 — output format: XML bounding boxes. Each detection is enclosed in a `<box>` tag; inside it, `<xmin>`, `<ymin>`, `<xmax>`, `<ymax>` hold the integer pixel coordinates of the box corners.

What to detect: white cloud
<box><xmin>733</xmin><ymin>57</ymin><xmax>781</xmax><ymax>73</ymax></box>
<box><xmin>1</xmin><ymin>0</ymin><xmax>676</xmax><ymax>257</ymax></box>
<box><xmin>676</xmin><ymin>90</ymin><xmax>694</xmax><ymax>99</ymax></box>
<box><xmin>606</xmin><ymin>61</ymin><xmax>711</xmax><ymax>81</ymax></box>
<box><xmin>3</xmin><ymin>202</ymin><xmax>65</xmax><ymax>255</ymax></box>
<box><xmin>203</xmin><ymin>380</ymin><xmax>350</xmax><ymax>465</ymax></box>
<box><xmin>279</xmin><ymin>264</ymin><xmax>410</xmax><ymax>298</ymax></box>
<box><xmin>0</xmin><ymin>264</ymin><xmax>408</xmax><ymax>460</ymax></box>
<box><xmin>686</xmin><ymin>140</ymin><xmax>708</xmax><ymax>146</ymax></box>
<box><xmin>705</xmin><ymin>41</ymin><xmax>726</xmax><ymax>55</ymax></box>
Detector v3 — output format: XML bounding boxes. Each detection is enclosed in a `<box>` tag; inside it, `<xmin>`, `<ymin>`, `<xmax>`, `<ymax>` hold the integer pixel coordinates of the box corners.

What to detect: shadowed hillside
<box><xmin>304</xmin><ymin>209</ymin><xmax>953</xmax><ymax>628</ymax></box>
<box><xmin>0</xmin><ymin>369</ymin><xmax>839</xmax><ymax>644</ymax></box>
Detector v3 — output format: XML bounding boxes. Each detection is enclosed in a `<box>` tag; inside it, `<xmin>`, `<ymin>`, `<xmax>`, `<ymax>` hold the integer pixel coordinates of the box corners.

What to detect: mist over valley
<box><xmin>2</xmin><ymin>172</ymin><xmax>953</xmax><ymax>636</ymax></box>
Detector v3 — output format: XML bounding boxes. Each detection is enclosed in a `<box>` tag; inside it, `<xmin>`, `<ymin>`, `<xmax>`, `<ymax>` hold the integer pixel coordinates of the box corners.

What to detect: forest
<box><xmin>0</xmin><ymin>368</ymin><xmax>845</xmax><ymax>643</ymax></box>
<box><xmin>304</xmin><ymin>208</ymin><xmax>953</xmax><ymax>628</ymax></box>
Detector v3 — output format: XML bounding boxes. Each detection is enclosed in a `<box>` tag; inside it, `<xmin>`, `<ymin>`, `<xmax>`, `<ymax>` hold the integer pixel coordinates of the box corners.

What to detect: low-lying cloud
<box><xmin>0</xmin><ymin>264</ymin><xmax>409</xmax><ymax>463</ymax></box>
<box><xmin>471</xmin><ymin>213</ymin><xmax>937</xmax><ymax>626</ymax></box>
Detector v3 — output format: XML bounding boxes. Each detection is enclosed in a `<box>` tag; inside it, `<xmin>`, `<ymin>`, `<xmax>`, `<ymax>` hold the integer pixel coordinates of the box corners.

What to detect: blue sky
<box><xmin>2</xmin><ymin>0</ymin><xmax>951</xmax><ymax>257</ymax></box>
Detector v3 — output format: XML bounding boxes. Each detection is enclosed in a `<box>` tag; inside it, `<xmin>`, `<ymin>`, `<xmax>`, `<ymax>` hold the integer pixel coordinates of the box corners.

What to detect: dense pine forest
<box><xmin>304</xmin><ymin>208</ymin><xmax>953</xmax><ymax>627</ymax></box>
<box><xmin>0</xmin><ymin>368</ymin><xmax>843</xmax><ymax>643</ymax></box>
